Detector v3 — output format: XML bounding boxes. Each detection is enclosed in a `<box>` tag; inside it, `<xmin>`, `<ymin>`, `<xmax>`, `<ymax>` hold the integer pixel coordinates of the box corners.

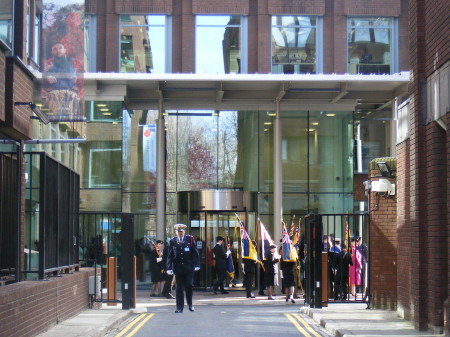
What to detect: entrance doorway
<box><xmin>177</xmin><ymin>190</ymin><xmax>258</xmax><ymax>289</ymax></box>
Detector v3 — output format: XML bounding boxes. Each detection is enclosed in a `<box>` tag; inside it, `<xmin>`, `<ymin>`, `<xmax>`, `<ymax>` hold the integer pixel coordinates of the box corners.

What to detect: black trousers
<box><xmin>174</xmin><ymin>271</ymin><xmax>194</xmax><ymax>310</ymax></box>
<box><xmin>244</xmin><ymin>271</ymin><xmax>254</xmax><ymax>296</ymax></box>
<box><xmin>213</xmin><ymin>268</ymin><xmax>227</xmax><ymax>292</ymax></box>
<box><xmin>161</xmin><ymin>273</ymin><xmax>173</xmax><ymax>296</ymax></box>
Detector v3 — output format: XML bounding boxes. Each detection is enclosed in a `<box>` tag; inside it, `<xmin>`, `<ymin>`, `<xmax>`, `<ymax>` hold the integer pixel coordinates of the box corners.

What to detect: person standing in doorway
<box><xmin>166</xmin><ymin>224</ymin><xmax>200</xmax><ymax>313</ymax></box>
<box><xmin>212</xmin><ymin>236</ymin><xmax>230</xmax><ymax>294</ymax></box>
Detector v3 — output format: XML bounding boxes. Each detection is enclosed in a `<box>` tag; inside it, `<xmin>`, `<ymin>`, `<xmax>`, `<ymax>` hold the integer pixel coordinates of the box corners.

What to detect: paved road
<box><xmin>105</xmin><ymin>304</ymin><xmax>332</xmax><ymax>337</ymax></box>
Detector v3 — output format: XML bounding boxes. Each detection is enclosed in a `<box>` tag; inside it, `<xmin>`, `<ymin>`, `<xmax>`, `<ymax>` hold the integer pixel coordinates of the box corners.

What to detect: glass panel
<box><xmin>271</xmin><ymin>16</ymin><xmax>317</xmax><ymax>74</ymax></box>
<box><xmin>120</xmin><ymin>15</ymin><xmax>166</xmax><ymax>73</ymax></box>
<box><xmin>0</xmin><ymin>0</ymin><xmax>13</xmax><ymax>49</ymax></box>
<box><xmin>86</xmin><ymin>101</ymin><xmax>123</xmax><ymax>122</ymax></box>
<box><xmin>259</xmin><ymin>112</ymin><xmax>274</xmax><ymax>192</ymax></box>
<box><xmin>196</xmin><ymin>16</ymin><xmax>242</xmax><ymax>74</ymax></box>
<box><xmin>309</xmin><ymin>111</ymin><xmax>353</xmax><ymax>195</ymax></box>
<box><xmin>347</xmin><ymin>17</ymin><xmax>392</xmax><ymax>74</ymax></box>
<box><xmin>281</xmin><ymin>111</ymin><xmax>308</xmax><ymax>193</ymax></box>
<box><xmin>354</xmin><ymin>111</ymin><xmax>391</xmax><ymax>173</ymax></box>
<box><xmin>170</xmin><ymin>111</ymin><xmax>218</xmax><ymax>190</ymax></box>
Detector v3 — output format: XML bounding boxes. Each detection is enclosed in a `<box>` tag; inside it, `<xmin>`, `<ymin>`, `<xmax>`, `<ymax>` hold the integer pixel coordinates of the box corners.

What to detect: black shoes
<box><xmin>221</xmin><ymin>291</ymin><xmax>229</xmax><ymax>294</ymax></box>
<box><xmin>247</xmin><ymin>293</ymin><xmax>255</xmax><ymax>298</ymax></box>
<box><xmin>174</xmin><ymin>309</ymin><xmax>183</xmax><ymax>313</ymax></box>
<box><xmin>189</xmin><ymin>306</ymin><xmax>195</xmax><ymax>312</ymax></box>
<box><xmin>165</xmin><ymin>293</ymin><xmax>175</xmax><ymax>299</ymax></box>
<box><xmin>213</xmin><ymin>289</ymin><xmax>218</xmax><ymax>295</ymax></box>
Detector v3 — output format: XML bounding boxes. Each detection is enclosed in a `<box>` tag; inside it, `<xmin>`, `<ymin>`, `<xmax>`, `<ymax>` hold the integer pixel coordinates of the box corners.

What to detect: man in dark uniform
<box><xmin>212</xmin><ymin>236</ymin><xmax>230</xmax><ymax>294</ymax></box>
<box><xmin>166</xmin><ymin>224</ymin><xmax>200</xmax><ymax>313</ymax></box>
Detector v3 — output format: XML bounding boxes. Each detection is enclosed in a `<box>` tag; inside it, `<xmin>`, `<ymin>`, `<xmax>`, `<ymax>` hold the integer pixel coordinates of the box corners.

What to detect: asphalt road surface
<box><xmin>105</xmin><ymin>304</ymin><xmax>333</xmax><ymax>337</ymax></box>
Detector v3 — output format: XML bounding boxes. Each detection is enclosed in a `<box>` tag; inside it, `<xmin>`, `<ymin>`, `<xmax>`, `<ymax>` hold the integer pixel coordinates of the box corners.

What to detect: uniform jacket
<box><xmin>213</xmin><ymin>243</ymin><xmax>227</xmax><ymax>270</ymax></box>
<box><xmin>166</xmin><ymin>235</ymin><xmax>200</xmax><ymax>274</ymax></box>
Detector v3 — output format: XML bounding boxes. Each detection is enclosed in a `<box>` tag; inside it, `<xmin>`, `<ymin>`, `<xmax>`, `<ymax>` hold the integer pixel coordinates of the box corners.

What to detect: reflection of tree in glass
<box><xmin>187</xmin><ymin>134</ymin><xmax>216</xmax><ymax>183</ymax></box>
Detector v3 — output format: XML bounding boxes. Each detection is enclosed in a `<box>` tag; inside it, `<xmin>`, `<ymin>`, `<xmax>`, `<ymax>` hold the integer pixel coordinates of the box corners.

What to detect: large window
<box><xmin>347</xmin><ymin>17</ymin><xmax>395</xmax><ymax>74</ymax></box>
<box><xmin>119</xmin><ymin>15</ymin><xmax>169</xmax><ymax>73</ymax></box>
<box><xmin>271</xmin><ymin>16</ymin><xmax>319</xmax><ymax>74</ymax></box>
<box><xmin>196</xmin><ymin>15</ymin><xmax>246</xmax><ymax>74</ymax></box>
<box><xmin>0</xmin><ymin>0</ymin><xmax>13</xmax><ymax>49</ymax></box>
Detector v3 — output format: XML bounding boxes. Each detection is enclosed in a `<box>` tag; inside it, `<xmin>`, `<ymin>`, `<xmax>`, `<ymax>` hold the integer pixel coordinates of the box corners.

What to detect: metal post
<box><xmin>273</xmin><ymin>101</ymin><xmax>282</xmax><ymax>240</ymax></box>
<box><xmin>156</xmin><ymin>94</ymin><xmax>166</xmax><ymax>240</ymax></box>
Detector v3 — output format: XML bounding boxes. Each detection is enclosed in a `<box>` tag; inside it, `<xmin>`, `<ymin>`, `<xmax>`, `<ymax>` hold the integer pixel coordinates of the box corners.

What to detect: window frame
<box><xmin>118</xmin><ymin>14</ymin><xmax>171</xmax><ymax>73</ymax></box>
<box><xmin>346</xmin><ymin>16</ymin><xmax>398</xmax><ymax>75</ymax></box>
<box><xmin>195</xmin><ymin>15</ymin><xmax>248</xmax><ymax>74</ymax></box>
<box><xmin>270</xmin><ymin>15</ymin><xmax>322</xmax><ymax>74</ymax></box>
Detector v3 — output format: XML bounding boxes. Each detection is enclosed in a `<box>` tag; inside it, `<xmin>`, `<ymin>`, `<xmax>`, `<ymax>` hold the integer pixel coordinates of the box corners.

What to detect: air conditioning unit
<box><xmin>89</xmin><ymin>275</ymin><xmax>101</xmax><ymax>296</ymax></box>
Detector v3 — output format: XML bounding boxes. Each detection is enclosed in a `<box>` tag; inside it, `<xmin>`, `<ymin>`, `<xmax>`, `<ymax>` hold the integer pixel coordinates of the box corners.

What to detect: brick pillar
<box><xmin>369</xmin><ymin>158</ymin><xmax>397</xmax><ymax>310</ymax></box>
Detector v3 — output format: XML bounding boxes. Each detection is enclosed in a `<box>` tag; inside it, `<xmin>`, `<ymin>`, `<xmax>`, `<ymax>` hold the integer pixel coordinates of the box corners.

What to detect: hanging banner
<box><xmin>143</xmin><ymin>124</ymin><xmax>157</xmax><ymax>175</ymax></box>
<box><xmin>41</xmin><ymin>0</ymin><xmax>85</xmax><ymax>122</ymax></box>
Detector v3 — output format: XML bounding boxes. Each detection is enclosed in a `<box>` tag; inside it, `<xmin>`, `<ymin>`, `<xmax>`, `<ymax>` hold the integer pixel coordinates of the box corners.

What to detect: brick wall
<box><xmin>0</xmin><ymin>269</ymin><xmax>97</xmax><ymax>337</ymax></box>
<box><xmin>399</xmin><ymin>0</ymin><xmax>449</xmax><ymax>333</ymax></box>
<box><xmin>369</xmin><ymin>162</ymin><xmax>398</xmax><ymax>310</ymax></box>
<box><xmin>2</xmin><ymin>57</ymin><xmax>33</xmax><ymax>139</ymax></box>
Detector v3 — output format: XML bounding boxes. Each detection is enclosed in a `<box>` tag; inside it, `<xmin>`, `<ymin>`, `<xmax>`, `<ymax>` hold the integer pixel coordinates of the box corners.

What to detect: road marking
<box><xmin>115</xmin><ymin>313</ymin><xmax>155</xmax><ymax>337</ymax></box>
<box><xmin>285</xmin><ymin>313</ymin><xmax>322</xmax><ymax>337</ymax></box>
<box><xmin>292</xmin><ymin>314</ymin><xmax>322</xmax><ymax>337</ymax></box>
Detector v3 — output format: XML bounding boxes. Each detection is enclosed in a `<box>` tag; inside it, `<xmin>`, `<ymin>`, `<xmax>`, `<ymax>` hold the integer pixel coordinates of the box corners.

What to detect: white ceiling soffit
<box><xmin>83</xmin><ymin>72</ymin><xmax>410</xmax><ymax>111</ymax></box>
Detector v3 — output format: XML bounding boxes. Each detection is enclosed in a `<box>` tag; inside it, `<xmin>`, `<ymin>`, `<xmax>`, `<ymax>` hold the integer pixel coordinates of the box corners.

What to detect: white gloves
<box><xmin>241</xmin><ymin>263</ymin><xmax>245</xmax><ymax>274</ymax></box>
<box><xmin>194</xmin><ymin>267</ymin><xmax>200</xmax><ymax>271</ymax></box>
<box><xmin>156</xmin><ymin>257</ymin><xmax>162</xmax><ymax>263</ymax></box>
<box><xmin>226</xmin><ymin>250</ymin><xmax>231</xmax><ymax>257</ymax></box>
<box><xmin>166</xmin><ymin>270</ymin><xmax>173</xmax><ymax>275</ymax></box>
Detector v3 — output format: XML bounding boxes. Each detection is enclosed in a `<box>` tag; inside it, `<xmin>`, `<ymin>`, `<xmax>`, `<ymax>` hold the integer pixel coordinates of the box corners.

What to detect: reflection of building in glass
<box><xmin>120</xmin><ymin>15</ymin><xmax>153</xmax><ymax>72</ymax></box>
<box><xmin>347</xmin><ymin>18</ymin><xmax>392</xmax><ymax>74</ymax></box>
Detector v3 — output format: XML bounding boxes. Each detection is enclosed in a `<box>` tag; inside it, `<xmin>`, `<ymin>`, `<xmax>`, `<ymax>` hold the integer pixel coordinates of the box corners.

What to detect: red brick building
<box><xmin>0</xmin><ymin>0</ymin><xmax>448</xmax><ymax>335</ymax></box>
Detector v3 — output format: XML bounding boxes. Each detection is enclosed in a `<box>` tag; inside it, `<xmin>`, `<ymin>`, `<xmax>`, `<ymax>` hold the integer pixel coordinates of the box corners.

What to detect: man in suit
<box><xmin>212</xmin><ymin>236</ymin><xmax>230</xmax><ymax>294</ymax></box>
<box><xmin>166</xmin><ymin>224</ymin><xmax>200</xmax><ymax>313</ymax></box>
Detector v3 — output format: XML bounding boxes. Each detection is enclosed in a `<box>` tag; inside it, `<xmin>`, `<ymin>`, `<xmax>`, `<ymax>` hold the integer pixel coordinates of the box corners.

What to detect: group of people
<box><xmin>324</xmin><ymin>235</ymin><xmax>368</xmax><ymax>301</ymax></box>
<box><xmin>149</xmin><ymin>224</ymin><xmax>306</xmax><ymax>314</ymax></box>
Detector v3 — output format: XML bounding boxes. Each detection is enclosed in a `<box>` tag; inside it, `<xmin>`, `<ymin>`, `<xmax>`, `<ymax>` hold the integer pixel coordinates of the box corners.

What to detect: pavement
<box><xmin>37</xmin><ymin>289</ymin><xmax>444</xmax><ymax>337</ymax></box>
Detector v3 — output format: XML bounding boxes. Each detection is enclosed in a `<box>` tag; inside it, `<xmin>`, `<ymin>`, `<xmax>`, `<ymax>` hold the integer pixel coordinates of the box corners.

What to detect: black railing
<box><xmin>24</xmin><ymin>152</ymin><xmax>80</xmax><ymax>279</ymax></box>
<box><xmin>304</xmin><ymin>213</ymin><xmax>370</xmax><ymax>308</ymax></box>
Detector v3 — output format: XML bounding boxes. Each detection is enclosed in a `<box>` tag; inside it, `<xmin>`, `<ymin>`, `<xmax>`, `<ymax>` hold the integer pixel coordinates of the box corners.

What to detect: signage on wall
<box><xmin>41</xmin><ymin>0</ymin><xmax>85</xmax><ymax>122</ymax></box>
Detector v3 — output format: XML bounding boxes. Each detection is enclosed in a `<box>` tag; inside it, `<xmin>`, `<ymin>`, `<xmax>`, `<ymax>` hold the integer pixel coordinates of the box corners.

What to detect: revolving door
<box><xmin>178</xmin><ymin>190</ymin><xmax>258</xmax><ymax>289</ymax></box>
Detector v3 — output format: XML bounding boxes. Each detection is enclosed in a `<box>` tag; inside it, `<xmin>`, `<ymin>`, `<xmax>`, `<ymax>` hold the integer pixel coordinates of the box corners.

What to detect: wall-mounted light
<box><xmin>376</xmin><ymin>161</ymin><xmax>395</xmax><ymax>178</ymax></box>
<box><xmin>14</xmin><ymin>102</ymin><xmax>50</xmax><ymax>124</ymax></box>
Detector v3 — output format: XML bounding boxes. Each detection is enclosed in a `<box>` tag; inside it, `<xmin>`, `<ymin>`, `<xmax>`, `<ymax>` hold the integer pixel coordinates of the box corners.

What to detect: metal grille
<box><xmin>0</xmin><ymin>153</ymin><xmax>19</xmax><ymax>284</ymax></box>
<box><xmin>25</xmin><ymin>152</ymin><xmax>80</xmax><ymax>279</ymax></box>
<box><xmin>304</xmin><ymin>213</ymin><xmax>370</xmax><ymax>308</ymax></box>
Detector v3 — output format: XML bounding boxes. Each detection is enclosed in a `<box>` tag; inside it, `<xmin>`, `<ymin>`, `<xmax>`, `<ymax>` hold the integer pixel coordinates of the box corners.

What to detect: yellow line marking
<box><xmin>285</xmin><ymin>313</ymin><xmax>312</xmax><ymax>337</ymax></box>
<box><xmin>123</xmin><ymin>313</ymin><xmax>154</xmax><ymax>337</ymax></box>
<box><xmin>292</xmin><ymin>314</ymin><xmax>322</xmax><ymax>337</ymax></box>
<box><xmin>115</xmin><ymin>313</ymin><xmax>153</xmax><ymax>337</ymax></box>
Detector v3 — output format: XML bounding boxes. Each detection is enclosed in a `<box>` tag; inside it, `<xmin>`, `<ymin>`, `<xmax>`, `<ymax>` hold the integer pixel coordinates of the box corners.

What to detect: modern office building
<box><xmin>0</xmin><ymin>0</ymin><xmax>447</xmax><ymax>335</ymax></box>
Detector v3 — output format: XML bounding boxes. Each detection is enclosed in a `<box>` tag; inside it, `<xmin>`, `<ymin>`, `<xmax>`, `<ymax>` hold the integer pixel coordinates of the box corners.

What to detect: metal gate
<box><xmin>304</xmin><ymin>213</ymin><xmax>370</xmax><ymax>308</ymax></box>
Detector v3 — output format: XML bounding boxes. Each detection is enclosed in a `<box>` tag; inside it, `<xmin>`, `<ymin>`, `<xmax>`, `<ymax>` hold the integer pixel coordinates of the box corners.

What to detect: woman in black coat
<box><xmin>149</xmin><ymin>240</ymin><xmax>164</xmax><ymax>297</ymax></box>
<box><xmin>263</xmin><ymin>245</ymin><xmax>279</xmax><ymax>300</ymax></box>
